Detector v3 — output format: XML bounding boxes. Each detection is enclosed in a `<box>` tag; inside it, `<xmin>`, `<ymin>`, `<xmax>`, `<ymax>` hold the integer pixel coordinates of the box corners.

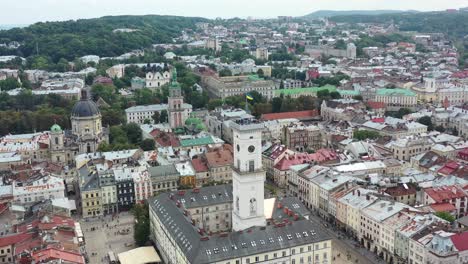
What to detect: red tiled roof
<box><xmin>191</xmin><ymin>158</ymin><xmax>208</xmax><ymax>173</ymax></box>
<box><xmin>430</xmin><ymin>203</ymin><xmax>456</xmax><ymax>212</ymax></box>
<box><xmin>15</xmin><ymin>237</ymin><xmax>42</xmax><ymax>255</ymax></box>
<box><xmin>371</xmin><ymin>117</ymin><xmax>385</xmax><ymax>123</ymax></box>
<box><xmin>451</xmin><ymin>231</ymin><xmax>468</xmax><ymax>251</ymax></box>
<box><xmin>385</xmin><ymin>184</ymin><xmax>417</xmax><ymax>197</ymax></box>
<box><xmin>309</xmin><ymin>149</ymin><xmax>338</xmax><ymax>164</ymax></box>
<box><xmin>274</xmin><ymin>153</ymin><xmax>314</xmax><ymax>171</ymax></box>
<box><xmin>151</xmin><ymin>130</ymin><xmax>180</xmax><ymax>147</ymax></box>
<box><xmin>205</xmin><ymin>146</ymin><xmax>233</xmax><ymax>168</ymax></box>
<box><xmin>32</xmin><ymin>248</ymin><xmax>85</xmax><ymax>264</ymax></box>
<box><xmin>452</xmin><ymin>70</ymin><xmax>468</xmax><ymax>79</ymax></box>
<box><xmin>16</xmin><ymin>215</ymin><xmax>75</xmax><ymax>233</ymax></box>
<box><xmin>458</xmin><ymin>147</ymin><xmax>468</xmax><ymax>156</ymax></box>
<box><xmin>424</xmin><ymin>186</ymin><xmax>467</xmax><ymax>203</ymax></box>
<box><xmin>0</xmin><ymin>233</ymin><xmax>31</xmax><ymax>248</ymax></box>
<box><xmin>438</xmin><ymin>161</ymin><xmax>460</xmax><ymax>176</ymax></box>
<box><xmin>263</xmin><ymin>144</ymin><xmax>288</xmax><ymax>160</ymax></box>
<box><xmin>261</xmin><ymin>110</ymin><xmax>319</xmax><ymax>121</ymax></box>
<box><xmin>367</xmin><ymin>101</ymin><xmax>386</xmax><ymax>109</ymax></box>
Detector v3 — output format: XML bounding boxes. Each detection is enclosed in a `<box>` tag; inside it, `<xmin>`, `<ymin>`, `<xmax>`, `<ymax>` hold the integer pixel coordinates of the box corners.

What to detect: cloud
<box><xmin>1</xmin><ymin>0</ymin><xmax>467</xmax><ymax>24</ymax></box>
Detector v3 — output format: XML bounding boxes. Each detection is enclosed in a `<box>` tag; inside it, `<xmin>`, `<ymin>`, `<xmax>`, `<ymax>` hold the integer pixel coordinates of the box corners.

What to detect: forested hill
<box><xmin>330</xmin><ymin>11</ymin><xmax>468</xmax><ymax>39</ymax></box>
<box><xmin>0</xmin><ymin>15</ymin><xmax>208</xmax><ymax>62</ymax></box>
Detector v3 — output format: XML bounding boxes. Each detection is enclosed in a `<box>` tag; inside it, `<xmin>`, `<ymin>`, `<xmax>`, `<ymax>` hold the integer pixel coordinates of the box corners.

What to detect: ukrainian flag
<box><xmin>246</xmin><ymin>93</ymin><xmax>254</xmax><ymax>101</ymax></box>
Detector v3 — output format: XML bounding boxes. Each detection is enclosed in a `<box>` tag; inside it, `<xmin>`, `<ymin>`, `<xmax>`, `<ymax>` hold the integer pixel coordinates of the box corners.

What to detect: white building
<box><xmin>13</xmin><ymin>176</ymin><xmax>65</xmax><ymax>205</ymax></box>
<box><xmin>125</xmin><ymin>104</ymin><xmax>192</xmax><ymax>124</ymax></box>
<box><xmin>146</xmin><ymin>70</ymin><xmax>171</xmax><ymax>89</ymax></box>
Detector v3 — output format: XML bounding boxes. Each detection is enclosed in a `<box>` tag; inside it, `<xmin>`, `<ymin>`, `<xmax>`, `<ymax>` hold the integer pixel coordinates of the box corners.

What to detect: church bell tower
<box><xmin>231</xmin><ymin>119</ymin><xmax>266</xmax><ymax>231</ymax></box>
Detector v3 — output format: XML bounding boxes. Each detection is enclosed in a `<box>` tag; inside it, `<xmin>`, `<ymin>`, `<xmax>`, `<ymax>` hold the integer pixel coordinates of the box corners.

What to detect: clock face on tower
<box><xmin>248</xmin><ymin>145</ymin><xmax>255</xmax><ymax>153</ymax></box>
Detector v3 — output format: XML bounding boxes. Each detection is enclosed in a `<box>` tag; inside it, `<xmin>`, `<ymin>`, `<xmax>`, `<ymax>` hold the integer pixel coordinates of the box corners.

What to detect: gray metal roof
<box><xmin>150</xmin><ymin>185</ymin><xmax>331</xmax><ymax>264</ymax></box>
<box><xmin>175</xmin><ymin>185</ymin><xmax>233</xmax><ymax>208</ymax></box>
<box><xmin>71</xmin><ymin>99</ymin><xmax>100</xmax><ymax>117</ymax></box>
<box><xmin>148</xmin><ymin>164</ymin><xmax>179</xmax><ymax>178</ymax></box>
<box><xmin>78</xmin><ymin>164</ymin><xmax>99</xmax><ymax>192</ymax></box>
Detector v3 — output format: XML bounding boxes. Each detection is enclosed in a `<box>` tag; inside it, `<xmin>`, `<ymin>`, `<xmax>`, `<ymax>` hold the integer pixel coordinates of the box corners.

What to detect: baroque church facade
<box><xmin>49</xmin><ymin>90</ymin><xmax>108</xmax><ymax>166</ymax></box>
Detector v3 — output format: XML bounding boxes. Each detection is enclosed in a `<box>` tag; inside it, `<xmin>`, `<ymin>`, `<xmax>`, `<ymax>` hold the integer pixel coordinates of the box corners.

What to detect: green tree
<box><xmin>0</xmin><ymin>78</ymin><xmax>20</xmax><ymax>91</ymax></box>
<box><xmin>334</xmin><ymin>39</ymin><xmax>347</xmax><ymax>49</ymax></box>
<box><xmin>271</xmin><ymin>97</ymin><xmax>283</xmax><ymax>113</ymax></box>
<box><xmin>91</xmin><ymin>84</ymin><xmax>116</xmax><ymax>102</ymax></box>
<box><xmin>330</xmin><ymin>91</ymin><xmax>341</xmax><ymax>99</ymax></box>
<box><xmin>101</xmin><ymin>108</ymin><xmax>124</xmax><ymax>126</ymax></box>
<box><xmin>317</xmin><ymin>89</ymin><xmax>330</xmax><ymax>98</ymax></box>
<box><xmin>132</xmin><ymin>203</ymin><xmax>150</xmax><ymax>246</ymax></box>
<box><xmin>353</xmin><ymin>130</ymin><xmax>381</xmax><ymax>140</ymax></box>
<box><xmin>218</xmin><ymin>68</ymin><xmax>232</xmax><ymax>77</ymax></box>
<box><xmin>435</xmin><ymin>211</ymin><xmax>455</xmax><ymax>223</ymax></box>
<box><xmin>207</xmin><ymin>99</ymin><xmax>223</xmax><ymax>110</ymax></box>
<box><xmin>152</xmin><ymin>111</ymin><xmax>161</xmax><ymax>124</ymax></box>
<box><xmin>139</xmin><ymin>138</ymin><xmax>155</xmax><ymax>151</ymax></box>
<box><xmin>418</xmin><ymin>116</ymin><xmax>434</xmax><ymax>131</ymax></box>
<box><xmin>124</xmin><ymin>123</ymin><xmax>142</xmax><ymax>145</ymax></box>
<box><xmin>159</xmin><ymin>110</ymin><xmax>168</xmax><ymax>123</ymax></box>
<box><xmin>353</xmin><ymin>95</ymin><xmax>363</xmax><ymax>101</ymax></box>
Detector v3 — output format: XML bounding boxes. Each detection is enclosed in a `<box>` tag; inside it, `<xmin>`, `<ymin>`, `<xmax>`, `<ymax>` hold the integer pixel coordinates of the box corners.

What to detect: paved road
<box><xmin>308</xmin><ymin>212</ymin><xmax>386</xmax><ymax>264</ymax></box>
<box><xmin>80</xmin><ymin>212</ymin><xmax>135</xmax><ymax>264</ymax></box>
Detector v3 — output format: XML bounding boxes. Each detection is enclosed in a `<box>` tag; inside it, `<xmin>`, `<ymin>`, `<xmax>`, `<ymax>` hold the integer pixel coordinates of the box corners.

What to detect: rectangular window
<box><xmin>249</xmin><ymin>160</ymin><xmax>255</xmax><ymax>172</ymax></box>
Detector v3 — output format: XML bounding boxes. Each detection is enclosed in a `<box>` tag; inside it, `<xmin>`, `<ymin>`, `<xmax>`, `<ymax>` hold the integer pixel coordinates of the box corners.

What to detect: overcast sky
<box><xmin>1</xmin><ymin>0</ymin><xmax>468</xmax><ymax>25</ymax></box>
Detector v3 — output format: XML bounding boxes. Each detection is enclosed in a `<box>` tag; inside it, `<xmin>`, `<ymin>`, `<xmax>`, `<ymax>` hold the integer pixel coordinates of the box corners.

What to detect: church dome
<box><xmin>71</xmin><ymin>91</ymin><xmax>100</xmax><ymax>118</ymax></box>
<box><xmin>50</xmin><ymin>124</ymin><xmax>62</xmax><ymax>133</ymax></box>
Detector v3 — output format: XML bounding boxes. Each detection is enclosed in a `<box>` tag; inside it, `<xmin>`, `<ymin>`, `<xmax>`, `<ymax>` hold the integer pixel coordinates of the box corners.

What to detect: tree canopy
<box><xmin>0</xmin><ymin>15</ymin><xmax>208</xmax><ymax>63</ymax></box>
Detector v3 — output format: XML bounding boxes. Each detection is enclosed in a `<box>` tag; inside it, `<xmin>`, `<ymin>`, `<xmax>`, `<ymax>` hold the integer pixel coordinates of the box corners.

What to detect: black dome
<box><xmin>71</xmin><ymin>99</ymin><xmax>100</xmax><ymax>117</ymax></box>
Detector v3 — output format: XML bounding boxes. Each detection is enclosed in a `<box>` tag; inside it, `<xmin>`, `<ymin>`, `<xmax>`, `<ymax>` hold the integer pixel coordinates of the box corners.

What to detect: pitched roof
<box><xmin>274</xmin><ymin>153</ymin><xmax>315</xmax><ymax>171</ymax></box>
<box><xmin>385</xmin><ymin>184</ymin><xmax>417</xmax><ymax>196</ymax></box>
<box><xmin>205</xmin><ymin>146</ymin><xmax>233</xmax><ymax>168</ymax></box>
<box><xmin>0</xmin><ymin>233</ymin><xmax>31</xmax><ymax>247</ymax></box>
<box><xmin>451</xmin><ymin>232</ymin><xmax>468</xmax><ymax>251</ymax></box>
<box><xmin>191</xmin><ymin>157</ymin><xmax>209</xmax><ymax>173</ymax></box>
<box><xmin>430</xmin><ymin>203</ymin><xmax>456</xmax><ymax>212</ymax></box>
<box><xmin>424</xmin><ymin>186</ymin><xmax>467</xmax><ymax>203</ymax></box>
<box><xmin>32</xmin><ymin>248</ymin><xmax>85</xmax><ymax>264</ymax></box>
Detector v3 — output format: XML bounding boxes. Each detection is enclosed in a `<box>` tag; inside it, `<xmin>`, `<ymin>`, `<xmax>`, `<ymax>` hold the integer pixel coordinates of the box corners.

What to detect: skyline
<box><xmin>1</xmin><ymin>0</ymin><xmax>468</xmax><ymax>25</ymax></box>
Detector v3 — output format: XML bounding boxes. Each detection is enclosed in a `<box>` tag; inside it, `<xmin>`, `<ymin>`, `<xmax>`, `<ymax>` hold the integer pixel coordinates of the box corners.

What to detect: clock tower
<box><xmin>231</xmin><ymin>119</ymin><xmax>266</xmax><ymax>231</ymax></box>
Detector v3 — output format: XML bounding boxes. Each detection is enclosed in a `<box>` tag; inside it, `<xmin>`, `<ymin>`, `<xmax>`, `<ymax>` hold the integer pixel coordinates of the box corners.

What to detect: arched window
<box><xmin>250</xmin><ymin>198</ymin><xmax>257</xmax><ymax>216</ymax></box>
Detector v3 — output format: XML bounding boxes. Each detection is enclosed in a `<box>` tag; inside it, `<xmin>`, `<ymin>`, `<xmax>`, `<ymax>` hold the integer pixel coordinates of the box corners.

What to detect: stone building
<box><xmin>70</xmin><ymin>91</ymin><xmax>107</xmax><ymax>154</ymax></box>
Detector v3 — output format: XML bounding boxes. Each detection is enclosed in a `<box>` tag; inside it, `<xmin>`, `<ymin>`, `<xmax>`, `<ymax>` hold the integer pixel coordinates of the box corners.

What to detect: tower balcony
<box><xmin>231</xmin><ymin>119</ymin><xmax>264</xmax><ymax>132</ymax></box>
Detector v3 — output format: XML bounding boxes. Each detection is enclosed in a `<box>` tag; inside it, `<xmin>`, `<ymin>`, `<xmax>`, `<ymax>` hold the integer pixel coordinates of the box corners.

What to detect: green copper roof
<box><xmin>185</xmin><ymin>117</ymin><xmax>203</xmax><ymax>126</ymax></box>
<box><xmin>50</xmin><ymin>124</ymin><xmax>62</xmax><ymax>133</ymax></box>
<box><xmin>170</xmin><ymin>68</ymin><xmax>181</xmax><ymax>89</ymax></box>
<box><xmin>275</xmin><ymin>85</ymin><xmax>337</xmax><ymax>96</ymax></box>
<box><xmin>180</xmin><ymin>137</ymin><xmax>214</xmax><ymax>147</ymax></box>
<box><xmin>376</xmin><ymin>88</ymin><xmax>416</xmax><ymax>97</ymax></box>
<box><xmin>337</xmin><ymin>90</ymin><xmax>360</xmax><ymax>96</ymax></box>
